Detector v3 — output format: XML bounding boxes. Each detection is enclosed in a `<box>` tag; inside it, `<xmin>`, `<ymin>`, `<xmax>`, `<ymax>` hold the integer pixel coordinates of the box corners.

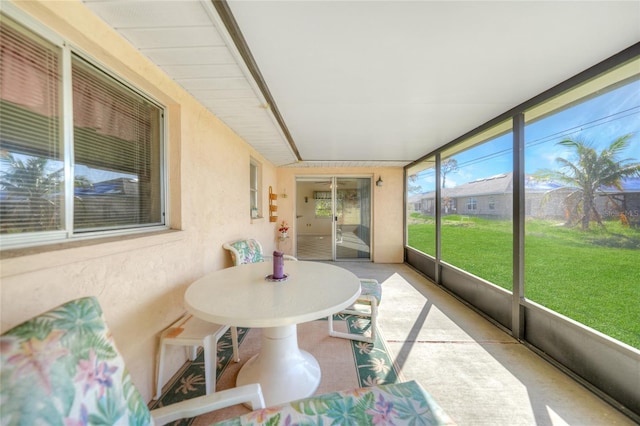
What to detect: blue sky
<box><xmin>411</xmin><ymin>79</ymin><xmax>640</xmax><ymax>193</ymax></box>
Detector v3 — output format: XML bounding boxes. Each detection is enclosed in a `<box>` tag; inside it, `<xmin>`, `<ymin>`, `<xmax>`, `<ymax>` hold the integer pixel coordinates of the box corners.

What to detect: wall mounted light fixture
<box><xmin>376</xmin><ymin>176</ymin><xmax>384</xmax><ymax>187</ymax></box>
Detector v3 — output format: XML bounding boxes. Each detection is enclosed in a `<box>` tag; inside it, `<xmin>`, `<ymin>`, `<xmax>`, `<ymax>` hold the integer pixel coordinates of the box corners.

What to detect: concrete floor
<box><xmin>331</xmin><ymin>261</ymin><xmax>635</xmax><ymax>426</ymax></box>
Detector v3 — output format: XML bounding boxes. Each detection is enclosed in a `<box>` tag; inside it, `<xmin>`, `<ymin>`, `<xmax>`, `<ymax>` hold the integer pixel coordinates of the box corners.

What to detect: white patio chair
<box><xmin>155</xmin><ymin>313</ymin><xmax>239</xmax><ymax>400</ymax></box>
<box><xmin>328</xmin><ymin>278</ymin><xmax>382</xmax><ymax>344</ymax></box>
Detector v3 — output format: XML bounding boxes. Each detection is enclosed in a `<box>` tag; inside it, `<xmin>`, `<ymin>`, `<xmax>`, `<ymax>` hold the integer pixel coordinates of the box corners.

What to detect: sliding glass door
<box><xmin>295</xmin><ymin>177</ymin><xmax>371</xmax><ymax>261</ymax></box>
<box><xmin>296</xmin><ymin>178</ymin><xmax>333</xmax><ymax>260</ymax></box>
<box><xmin>335</xmin><ymin>177</ymin><xmax>371</xmax><ymax>260</ymax></box>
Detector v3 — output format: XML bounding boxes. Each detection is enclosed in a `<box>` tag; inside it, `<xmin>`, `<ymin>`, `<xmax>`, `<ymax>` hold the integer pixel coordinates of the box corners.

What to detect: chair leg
<box><xmin>186</xmin><ymin>345</ymin><xmax>198</xmax><ymax>361</ymax></box>
<box><xmin>330</xmin><ymin>323</ymin><xmax>374</xmax><ymax>344</ymax></box>
<box><xmin>328</xmin><ymin>301</ymin><xmax>376</xmax><ymax>344</ymax></box>
<box><xmin>230</xmin><ymin>326</ymin><xmax>240</xmax><ymax>363</ymax></box>
<box><xmin>203</xmin><ymin>335</ymin><xmax>217</xmax><ymax>394</ymax></box>
<box><xmin>155</xmin><ymin>339</ymin><xmax>167</xmax><ymax>400</ymax></box>
<box><xmin>369</xmin><ymin>300</ymin><xmax>378</xmax><ymax>343</ymax></box>
<box><xmin>328</xmin><ymin>314</ymin><xmax>334</xmax><ymax>335</ymax></box>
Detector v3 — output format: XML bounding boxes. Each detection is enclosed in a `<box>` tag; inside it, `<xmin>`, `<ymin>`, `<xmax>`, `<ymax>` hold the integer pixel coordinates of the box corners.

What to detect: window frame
<box><xmin>466</xmin><ymin>197</ymin><xmax>477</xmax><ymax>211</ymax></box>
<box><xmin>488</xmin><ymin>197</ymin><xmax>496</xmax><ymax>210</ymax></box>
<box><xmin>249</xmin><ymin>157</ymin><xmax>262</xmax><ymax>219</ymax></box>
<box><xmin>404</xmin><ymin>45</ymin><xmax>640</xmax><ymax>415</ymax></box>
<box><xmin>0</xmin><ymin>8</ymin><xmax>168</xmax><ymax>250</ymax></box>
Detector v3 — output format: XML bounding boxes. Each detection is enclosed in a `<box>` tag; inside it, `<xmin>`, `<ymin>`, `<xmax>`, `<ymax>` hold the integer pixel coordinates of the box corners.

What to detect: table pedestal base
<box><xmin>236</xmin><ymin>324</ymin><xmax>321</xmax><ymax>407</ymax></box>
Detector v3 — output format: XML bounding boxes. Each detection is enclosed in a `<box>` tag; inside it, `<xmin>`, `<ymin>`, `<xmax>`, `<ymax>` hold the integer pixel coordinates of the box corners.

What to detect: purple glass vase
<box><xmin>273</xmin><ymin>250</ymin><xmax>285</xmax><ymax>279</ymax></box>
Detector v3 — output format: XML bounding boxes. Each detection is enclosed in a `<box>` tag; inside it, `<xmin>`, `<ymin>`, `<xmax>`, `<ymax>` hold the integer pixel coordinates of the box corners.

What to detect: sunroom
<box><xmin>0</xmin><ymin>1</ymin><xmax>638</xmax><ymax>424</ymax></box>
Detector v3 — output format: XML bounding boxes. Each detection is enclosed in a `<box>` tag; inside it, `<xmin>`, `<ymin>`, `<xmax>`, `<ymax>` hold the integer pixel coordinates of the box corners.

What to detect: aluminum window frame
<box><xmin>404</xmin><ymin>43</ymin><xmax>640</xmax><ymax>421</ymax></box>
<box><xmin>0</xmin><ymin>5</ymin><xmax>168</xmax><ymax>250</ymax></box>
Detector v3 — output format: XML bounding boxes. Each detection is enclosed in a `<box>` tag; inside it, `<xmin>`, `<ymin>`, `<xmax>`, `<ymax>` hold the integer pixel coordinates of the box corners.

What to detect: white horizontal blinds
<box><xmin>0</xmin><ymin>17</ymin><xmax>63</xmax><ymax>234</ymax></box>
<box><xmin>71</xmin><ymin>57</ymin><xmax>162</xmax><ymax>231</ymax></box>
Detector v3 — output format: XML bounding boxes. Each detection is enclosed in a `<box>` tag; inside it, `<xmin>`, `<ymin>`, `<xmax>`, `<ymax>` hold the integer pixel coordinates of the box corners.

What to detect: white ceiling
<box><xmin>83</xmin><ymin>0</ymin><xmax>640</xmax><ymax>168</ymax></box>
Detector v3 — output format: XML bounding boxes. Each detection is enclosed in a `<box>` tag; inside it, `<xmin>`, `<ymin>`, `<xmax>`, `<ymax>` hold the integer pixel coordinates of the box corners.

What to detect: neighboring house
<box><xmin>598</xmin><ymin>177</ymin><xmax>640</xmax><ymax>225</ymax></box>
<box><xmin>0</xmin><ymin>177</ymin><xmax>142</xmax><ymax>232</ymax></box>
<box><xmin>74</xmin><ymin>177</ymin><xmax>143</xmax><ymax>228</ymax></box>
<box><xmin>408</xmin><ymin>173</ymin><xmax>514</xmax><ymax>219</ymax></box>
<box><xmin>409</xmin><ymin>173</ymin><xmax>640</xmax><ymax>222</ymax></box>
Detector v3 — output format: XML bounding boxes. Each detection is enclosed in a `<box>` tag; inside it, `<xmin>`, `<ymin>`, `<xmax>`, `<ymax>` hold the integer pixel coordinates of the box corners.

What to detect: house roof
<box><xmin>411</xmin><ymin>173</ymin><xmax>514</xmax><ymax>200</ymax></box>
<box><xmin>410</xmin><ymin>175</ymin><xmax>640</xmax><ymax>201</ymax></box>
<box><xmin>445</xmin><ymin>173</ymin><xmax>513</xmax><ymax>198</ymax></box>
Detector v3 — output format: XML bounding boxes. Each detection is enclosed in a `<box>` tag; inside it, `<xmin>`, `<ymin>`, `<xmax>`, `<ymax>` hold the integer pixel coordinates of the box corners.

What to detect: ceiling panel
<box><xmin>227</xmin><ymin>0</ymin><xmax>640</xmax><ymax>163</ymax></box>
<box><xmin>178</xmin><ymin>78</ymin><xmax>250</xmax><ymax>92</ymax></box>
<box><xmin>159</xmin><ymin>64</ymin><xmax>243</xmax><ymax>79</ymax></box>
<box><xmin>83</xmin><ymin>1</ymin><xmax>212</xmax><ymax>28</ymax></box>
<box><xmin>118</xmin><ymin>27</ymin><xmax>225</xmax><ymax>49</ymax></box>
<box><xmin>141</xmin><ymin>47</ymin><xmax>235</xmax><ymax>66</ymax></box>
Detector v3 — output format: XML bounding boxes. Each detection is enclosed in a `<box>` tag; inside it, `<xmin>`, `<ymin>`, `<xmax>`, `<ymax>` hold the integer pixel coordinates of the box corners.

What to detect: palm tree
<box><xmin>0</xmin><ymin>154</ymin><xmax>58</xmax><ymax>197</ymax></box>
<box><xmin>0</xmin><ymin>153</ymin><xmax>62</xmax><ymax>231</ymax></box>
<box><xmin>537</xmin><ymin>134</ymin><xmax>640</xmax><ymax>230</ymax></box>
<box><xmin>1</xmin><ymin>154</ymin><xmax>98</xmax><ymax>232</ymax></box>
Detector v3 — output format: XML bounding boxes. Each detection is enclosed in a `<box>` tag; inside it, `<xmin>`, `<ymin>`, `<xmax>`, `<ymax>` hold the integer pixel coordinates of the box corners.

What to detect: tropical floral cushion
<box><xmin>212</xmin><ymin>380</ymin><xmax>456</xmax><ymax>426</ymax></box>
<box><xmin>0</xmin><ymin>297</ymin><xmax>152</xmax><ymax>425</ymax></box>
<box><xmin>228</xmin><ymin>239</ymin><xmax>264</xmax><ymax>265</ymax></box>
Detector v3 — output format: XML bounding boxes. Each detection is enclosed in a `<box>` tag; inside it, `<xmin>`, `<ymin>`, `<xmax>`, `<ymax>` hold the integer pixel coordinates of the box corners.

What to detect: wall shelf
<box><xmin>269</xmin><ymin>186</ymin><xmax>278</xmax><ymax>222</ymax></box>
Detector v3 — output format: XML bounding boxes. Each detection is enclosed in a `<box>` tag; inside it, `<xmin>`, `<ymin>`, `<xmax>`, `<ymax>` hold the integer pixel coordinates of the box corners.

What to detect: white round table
<box><xmin>184</xmin><ymin>261</ymin><xmax>361</xmax><ymax>407</ymax></box>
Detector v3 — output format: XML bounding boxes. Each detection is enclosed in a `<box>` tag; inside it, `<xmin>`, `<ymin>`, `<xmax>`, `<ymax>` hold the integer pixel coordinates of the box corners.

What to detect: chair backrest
<box><xmin>0</xmin><ymin>297</ymin><xmax>152</xmax><ymax>425</ymax></box>
<box><xmin>223</xmin><ymin>238</ymin><xmax>265</xmax><ymax>265</ymax></box>
<box><xmin>212</xmin><ymin>380</ymin><xmax>456</xmax><ymax>425</ymax></box>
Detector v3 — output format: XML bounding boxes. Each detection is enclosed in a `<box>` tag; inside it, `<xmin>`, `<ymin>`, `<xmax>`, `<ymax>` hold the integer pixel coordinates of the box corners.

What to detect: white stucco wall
<box><xmin>0</xmin><ymin>0</ymin><xmax>405</xmax><ymax>402</ymax></box>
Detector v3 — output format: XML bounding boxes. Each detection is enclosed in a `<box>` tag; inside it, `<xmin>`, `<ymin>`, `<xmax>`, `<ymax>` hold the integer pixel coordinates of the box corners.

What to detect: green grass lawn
<box><xmin>408</xmin><ymin>214</ymin><xmax>640</xmax><ymax>349</ymax></box>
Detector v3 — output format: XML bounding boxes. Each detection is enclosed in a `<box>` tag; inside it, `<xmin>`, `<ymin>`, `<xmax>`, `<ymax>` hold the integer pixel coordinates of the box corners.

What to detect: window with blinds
<box><xmin>0</xmin><ymin>16</ymin><xmax>63</xmax><ymax>234</ymax></box>
<box><xmin>0</xmin><ymin>15</ymin><xmax>165</xmax><ymax>247</ymax></box>
<box><xmin>71</xmin><ymin>57</ymin><xmax>162</xmax><ymax>231</ymax></box>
